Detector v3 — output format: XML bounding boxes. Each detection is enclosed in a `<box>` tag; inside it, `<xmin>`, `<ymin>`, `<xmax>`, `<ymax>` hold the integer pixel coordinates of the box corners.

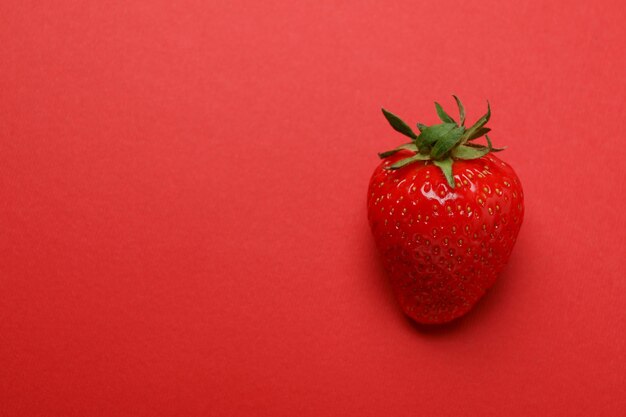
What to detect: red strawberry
<box><xmin>367</xmin><ymin>97</ymin><xmax>524</xmax><ymax>324</ymax></box>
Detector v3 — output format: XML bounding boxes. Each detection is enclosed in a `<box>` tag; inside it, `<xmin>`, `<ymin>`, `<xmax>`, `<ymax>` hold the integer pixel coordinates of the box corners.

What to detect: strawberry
<box><xmin>367</xmin><ymin>97</ymin><xmax>524</xmax><ymax>324</ymax></box>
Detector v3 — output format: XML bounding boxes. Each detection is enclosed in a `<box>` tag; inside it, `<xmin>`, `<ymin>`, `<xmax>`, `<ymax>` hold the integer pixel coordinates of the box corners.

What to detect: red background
<box><xmin>1</xmin><ymin>1</ymin><xmax>625</xmax><ymax>416</ymax></box>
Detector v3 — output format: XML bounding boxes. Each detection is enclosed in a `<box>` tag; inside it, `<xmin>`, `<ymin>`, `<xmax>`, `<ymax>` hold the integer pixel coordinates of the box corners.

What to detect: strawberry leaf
<box><xmin>418</xmin><ymin>123</ymin><xmax>456</xmax><ymax>147</ymax></box>
<box><xmin>451</xmin><ymin>144</ymin><xmax>490</xmax><ymax>159</ymax></box>
<box><xmin>386</xmin><ymin>153</ymin><xmax>431</xmax><ymax>169</ymax></box>
<box><xmin>485</xmin><ymin>135</ymin><xmax>507</xmax><ymax>152</ymax></box>
<box><xmin>433</xmin><ymin>157</ymin><xmax>455</xmax><ymax>188</ymax></box>
<box><xmin>453</xmin><ymin>95</ymin><xmax>465</xmax><ymax>126</ymax></box>
<box><xmin>467</xmin><ymin>127</ymin><xmax>491</xmax><ymax>141</ymax></box>
<box><xmin>462</xmin><ymin>101</ymin><xmax>491</xmax><ymax>143</ymax></box>
<box><xmin>378</xmin><ymin>142</ymin><xmax>419</xmax><ymax>158</ymax></box>
<box><xmin>435</xmin><ymin>102</ymin><xmax>456</xmax><ymax>124</ymax></box>
<box><xmin>430</xmin><ymin>126</ymin><xmax>465</xmax><ymax>159</ymax></box>
<box><xmin>381</xmin><ymin>108</ymin><xmax>418</xmax><ymax>140</ymax></box>
<box><xmin>416</xmin><ymin>122</ymin><xmax>427</xmax><ymax>132</ymax></box>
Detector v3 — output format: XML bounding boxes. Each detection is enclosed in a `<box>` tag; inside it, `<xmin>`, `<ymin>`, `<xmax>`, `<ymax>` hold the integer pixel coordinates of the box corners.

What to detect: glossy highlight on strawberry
<box><xmin>367</xmin><ymin>98</ymin><xmax>524</xmax><ymax>324</ymax></box>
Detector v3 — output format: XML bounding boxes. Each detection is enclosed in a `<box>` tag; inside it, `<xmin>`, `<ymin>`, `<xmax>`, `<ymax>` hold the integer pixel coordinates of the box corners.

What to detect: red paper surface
<box><xmin>1</xmin><ymin>1</ymin><xmax>625</xmax><ymax>416</ymax></box>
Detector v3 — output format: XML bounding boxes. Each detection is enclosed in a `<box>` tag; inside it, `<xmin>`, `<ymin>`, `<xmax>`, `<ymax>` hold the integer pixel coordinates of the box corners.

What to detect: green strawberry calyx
<box><xmin>379</xmin><ymin>96</ymin><xmax>506</xmax><ymax>188</ymax></box>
